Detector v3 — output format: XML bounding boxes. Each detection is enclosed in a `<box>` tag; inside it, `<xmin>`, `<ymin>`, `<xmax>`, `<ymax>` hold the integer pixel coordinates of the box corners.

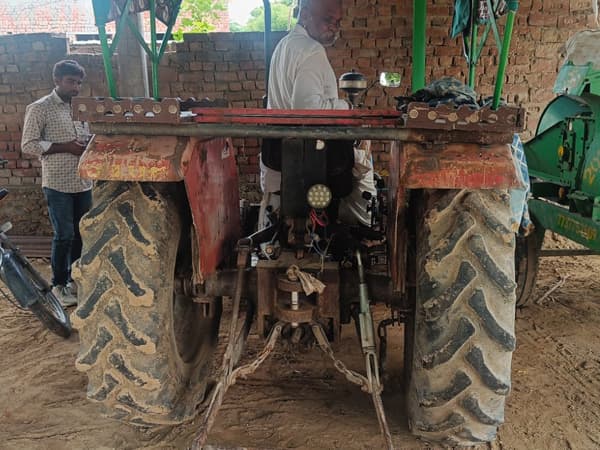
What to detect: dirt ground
<box><xmin>1</xmin><ymin>235</ymin><xmax>600</xmax><ymax>450</ymax></box>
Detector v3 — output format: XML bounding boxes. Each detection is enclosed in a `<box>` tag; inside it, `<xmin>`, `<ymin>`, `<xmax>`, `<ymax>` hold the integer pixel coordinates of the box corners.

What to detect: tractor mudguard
<box><xmin>400</xmin><ymin>142</ymin><xmax>522</xmax><ymax>190</ymax></box>
<box><xmin>387</xmin><ymin>141</ymin><xmax>522</xmax><ymax>293</ymax></box>
<box><xmin>78</xmin><ymin>134</ymin><xmax>192</xmax><ymax>181</ymax></box>
<box><xmin>79</xmin><ymin>134</ymin><xmax>241</xmax><ymax>283</ymax></box>
<box><xmin>183</xmin><ymin>137</ymin><xmax>240</xmax><ymax>284</ymax></box>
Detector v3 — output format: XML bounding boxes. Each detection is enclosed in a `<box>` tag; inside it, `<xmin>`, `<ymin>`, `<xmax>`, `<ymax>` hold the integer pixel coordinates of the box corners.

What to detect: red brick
<box><xmin>12</xmin><ymin>168</ymin><xmax>36</xmax><ymax>177</ymax></box>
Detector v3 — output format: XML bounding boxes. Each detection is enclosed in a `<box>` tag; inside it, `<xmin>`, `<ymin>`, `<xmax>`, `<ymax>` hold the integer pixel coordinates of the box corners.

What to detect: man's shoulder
<box><xmin>27</xmin><ymin>92</ymin><xmax>55</xmax><ymax>110</ymax></box>
<box><xmin>280</xmin><ymin>30</ymin><xmax>323</xmax><ymax>56</ymax></box>
<box><xmin>290</xmin><ymin>34</ymin><xmax>323</xmax><ymax>54</ymax></box>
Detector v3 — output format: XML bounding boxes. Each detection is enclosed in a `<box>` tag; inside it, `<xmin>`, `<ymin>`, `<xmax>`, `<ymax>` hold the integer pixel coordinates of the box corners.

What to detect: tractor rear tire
<box><xmin>72</xmin><ymin>181</ymin><xmax>221</xmax><ymax>426</ymax></box>
<box><xmin>407</xmin><ymin>189</ymin><xmax>517</xmax><ymax>446</ymax></box>
<box><xmin>515</xmin><ymin>229</ymin><xmax>543</xmax><ymax>307</ymax></box>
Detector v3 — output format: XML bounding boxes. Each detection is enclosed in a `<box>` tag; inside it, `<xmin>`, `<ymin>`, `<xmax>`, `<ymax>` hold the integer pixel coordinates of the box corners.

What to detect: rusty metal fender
<box><xmin>401</xmin><ymin>142</ymin><xmax>522</xmax><ymax>190</ymax></box>
<box><xmin>79</xmin><ymin>134</ymin><xmax>241</xmax><ymax>284</ymax></box>
<box><xmin>183</xmin><ymin>137</ymin><xmax>240</xmax><ymax>284</ymax></box>
<box><xmin>387</xmin><ymin>141</ymin><xmax>522</xmax><ymax>293</ymax></box>
<box><xmin>78</xmin><ymin>134</ymin><xmax>192</xmax><ymax>181</ymax></box>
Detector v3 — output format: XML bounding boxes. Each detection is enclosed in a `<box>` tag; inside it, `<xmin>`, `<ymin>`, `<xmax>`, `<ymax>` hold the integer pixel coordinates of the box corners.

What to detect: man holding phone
<box><xmin>22</xmin><ymin>59</ymin><xmax>92</xmax><ymax>307</ymax></box>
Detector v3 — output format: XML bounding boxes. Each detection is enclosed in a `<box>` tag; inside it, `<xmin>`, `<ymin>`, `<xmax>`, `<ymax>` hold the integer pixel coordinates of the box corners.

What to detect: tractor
<box><xmin>515</xmin><ymin>29</ymin><xmax>600</xmax><ymax>307</ymax></box>
<box><xmin>71</xmin><ymin>0</ymin><xmax>526</xmax><ymax>447</ymax></box>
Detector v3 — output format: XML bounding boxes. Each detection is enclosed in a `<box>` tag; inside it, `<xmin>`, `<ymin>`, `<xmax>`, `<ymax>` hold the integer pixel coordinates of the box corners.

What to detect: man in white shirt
<box><xmin>22</xmin><ymin>60</ymin><xmax>92</xmax><ymax>307</ymax></box>
<box><xmin>261</xmin><ymin>0</ymin><xmax>376</xmax><ymax>227</ymax></box>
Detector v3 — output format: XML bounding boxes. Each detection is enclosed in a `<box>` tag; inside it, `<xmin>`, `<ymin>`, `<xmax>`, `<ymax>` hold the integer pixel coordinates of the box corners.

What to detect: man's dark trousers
<box><xmin>43</xmin><ymin>187</ymin><xmax>92</xmax><ymax>286</ymax></box>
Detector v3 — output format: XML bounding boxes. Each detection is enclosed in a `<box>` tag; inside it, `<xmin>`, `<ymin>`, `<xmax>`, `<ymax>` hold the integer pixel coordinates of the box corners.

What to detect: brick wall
<box><xmin>0</xmin><ymin>0</ymin><xmax>598</xmax><ymax>234</ymax></box>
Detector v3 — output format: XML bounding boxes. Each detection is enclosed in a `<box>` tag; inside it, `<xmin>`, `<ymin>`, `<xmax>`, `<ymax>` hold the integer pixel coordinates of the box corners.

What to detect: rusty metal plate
<box><xmin>274</xmin><ymin>301</ymin><xmax>315</xmax><ymax>324</ymax></box>
<box><xmin>78</xmin><ymin>134</ymin><xmax>190</xmax><ymax>181</ymax></box>
<box><xmin>387</xmin><ymin>140</ymin><xmax>407</xmax><ymax>294</ymax></box>
<box><xmin>404</xmin><ymin>103</ymin><xmax>525</xmax><ymax>133</ymax></box>
<box><xmin>73</xmin><ymin>97</ymin><xmax>182</xmax><ymax>124</ymax></box>
<box><xmin>277</xmin><ymin>276</ymin><xmax>304</xmax><ymax>293</ymax></box>
<box><xmin>402</xmin><ymin>142</ymin><xmax>523</xmax><ymax>190</ymax></box>
<box><xmin>191</xmin><ymin>108</ymin><xmax>402</xmax><ymax>126</ymax></box>
<box><xmin>184</xmin><ymin>137</ymin><xmax>240</xmax><ymax>283</ymax></box>
<box><xmin>386</xmin><ymin>140</ymin><xmax>522</xmax><ymax>293</ymax></box>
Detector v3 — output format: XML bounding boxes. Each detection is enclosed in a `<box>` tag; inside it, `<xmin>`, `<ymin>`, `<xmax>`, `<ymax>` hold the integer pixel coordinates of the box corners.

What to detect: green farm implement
<box><xmin>516</xmin><ymin>30</ymin><xmax>600</xmax><ymax>306</ymax></box>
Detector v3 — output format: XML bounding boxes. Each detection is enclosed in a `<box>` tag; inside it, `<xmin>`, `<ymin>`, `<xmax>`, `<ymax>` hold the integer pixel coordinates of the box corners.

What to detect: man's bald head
<box><xmin>298</xmin><ymin>0</ymin><xmax>343</xmax><ymax>47</ymax></box>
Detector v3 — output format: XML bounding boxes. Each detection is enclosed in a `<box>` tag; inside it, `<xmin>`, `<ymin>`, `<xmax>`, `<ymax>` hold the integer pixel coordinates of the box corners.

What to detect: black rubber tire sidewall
<box><xmin>407</xmin><ymin>189</ymin><xmax>517</xmax><ymax>446</ymax></box>
<box><xmin>515</xmin><ymin>229</ymin><xmax>543</xmax><ymax>307</ymax></box>
<box><xmin>72</xmin><ymin>181</ymin><xmax>220</xmax><ymax>426</ymax></box>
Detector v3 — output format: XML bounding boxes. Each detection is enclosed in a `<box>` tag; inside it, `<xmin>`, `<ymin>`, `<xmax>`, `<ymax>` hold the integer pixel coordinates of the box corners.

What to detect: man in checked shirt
<box><xmin>22</xmin><ymin>60</ymin><xmax>92</xmax><ymax>307</ymax></box>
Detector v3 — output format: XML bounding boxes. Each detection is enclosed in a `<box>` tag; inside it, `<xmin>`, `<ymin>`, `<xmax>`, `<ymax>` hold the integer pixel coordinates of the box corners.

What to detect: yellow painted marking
<box><xmin>557</xmin><ymin>214</ymin><xmax>598</xmax><ymax>241</ymax></box>
<box><xmin>583</xmin><ymin>152</ymin><xmax>600</xmax><ymax>186</ymax></box>
<box><xmin>81</xmin><ymin>156</ymin><xmax>172</xmax><ymax>181</ymax></box>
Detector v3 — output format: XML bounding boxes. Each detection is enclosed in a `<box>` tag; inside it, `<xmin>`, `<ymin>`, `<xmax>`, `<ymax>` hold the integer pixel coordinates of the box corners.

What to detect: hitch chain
<box><xmin>192</xmin><ymin>242</ymin><xmax>263</xmax><ymax>449</ymax></box>
<box><xmin>312</xmin><ymin>323</ymin><xmax>394</xmax><ymax>450</ymax></box>
<box><xmin>347</xmin><ymin>249</ymin><xmax>395</xmax><ymax>449</ymax></box>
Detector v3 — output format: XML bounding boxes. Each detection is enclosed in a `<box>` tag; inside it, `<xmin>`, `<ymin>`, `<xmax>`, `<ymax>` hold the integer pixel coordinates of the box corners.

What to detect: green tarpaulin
<box><xmin>451</xmin><ymin>0</ymin><xmax>471</xmax><ymax>39</ymax></box>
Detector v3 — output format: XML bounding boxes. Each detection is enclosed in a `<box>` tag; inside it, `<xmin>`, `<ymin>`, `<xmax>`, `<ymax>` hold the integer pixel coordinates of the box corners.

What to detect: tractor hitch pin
<box><xmin>290</xmin><ymin>290</ymin><xmax>299</xmax><ymax>327</ymax></box>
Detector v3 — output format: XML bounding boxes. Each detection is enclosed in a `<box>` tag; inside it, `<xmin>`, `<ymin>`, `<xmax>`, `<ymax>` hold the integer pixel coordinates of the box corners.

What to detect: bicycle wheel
<box><xmin>3</xmin><ymin>249</ymin><xmax>73</xmax><ymax>338</ymax></box>
<box><xmin>29</xmin><ymin>291</ymin><xmax>72</xmax><ymax>338</ymax></box>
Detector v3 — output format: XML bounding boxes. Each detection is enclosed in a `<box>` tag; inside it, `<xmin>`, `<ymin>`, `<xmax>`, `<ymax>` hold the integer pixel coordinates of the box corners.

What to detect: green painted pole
<box><xmin>468</xmin><ymin>0</ymin><xmax>478</xmax><ymax>88</ymax></box>
<box><xmin>150</xmin><ymin>0</ymin><xmax>159</xmax><ymax>98</ymax></box>
<box><xmin>475</xmin><ymin>23</ymin><xmax>491</xmax><ymax>61</ymax></box>
<box><xmin>412</xmin><ymin>0</ymin><xmax>427</xmax><ymax>92</ymax></box>
<box><xmin>492</xmin><ymin>1</ymin><xmax>519</xmax><ymax>109</ymax></box>
<box><xmin>109</xmin><ymin>0</ymin><xmax>133</xmax><ymax>54</ymax></box>
<box><xmin>98</xmin><ymin>25</ymin><xmax>117</xmax><ymax>97</ymax></box>
<box><xmin>468</xmin><ymin>24</ymin><xmax>478</xmax><ymax>87</ymax></box>
<box><xmin>158</xmin><ymin>1</ymin><xmax>182</xmax><ymax>61</ymax></box>
<box><xmin>158</xmin><ymin>1</ymin><xmax>182</xmax><ymax>60</ymax></box>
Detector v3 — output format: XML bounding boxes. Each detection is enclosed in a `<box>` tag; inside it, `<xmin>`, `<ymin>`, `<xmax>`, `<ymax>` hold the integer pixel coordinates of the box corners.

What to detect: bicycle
<box><xmin>0</xmin><ymin>161</ymin><xmax>72</xmax><ymax>338</ymax></box>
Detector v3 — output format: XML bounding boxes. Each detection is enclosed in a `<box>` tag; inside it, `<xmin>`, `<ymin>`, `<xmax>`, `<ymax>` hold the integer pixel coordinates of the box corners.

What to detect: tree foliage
<box><xmin>232</xmin><ymin>0</ymin><xmax>296</xmax><ymax>32</ymax></box>
<box><xmin>173</xmin><ymin>0</ymin><xmax>226</xmax><ymax>40</ymax></box>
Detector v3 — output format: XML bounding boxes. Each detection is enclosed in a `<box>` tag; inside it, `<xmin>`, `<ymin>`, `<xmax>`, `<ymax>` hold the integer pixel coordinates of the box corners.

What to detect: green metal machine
<box><xmin>516</xmin><ymin>30</ymin><xmax>600</xmax><ymax>306</ymax></box>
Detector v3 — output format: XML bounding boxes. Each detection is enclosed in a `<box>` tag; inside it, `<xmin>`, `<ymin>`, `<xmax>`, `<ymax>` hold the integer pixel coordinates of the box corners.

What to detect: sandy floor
<box><xmin>1</xmin><ymin>237</ymin><xmax>600</xmax><ymax>450</ymax></box>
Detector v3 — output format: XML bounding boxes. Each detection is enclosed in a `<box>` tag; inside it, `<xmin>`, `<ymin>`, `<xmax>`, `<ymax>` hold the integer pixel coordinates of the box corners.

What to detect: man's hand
<box><xmin>44</xmin><ymin>140</ymin><xmax>87</xmax><ymax>157</ymax></box>
<box><xmin>66</xmin><ymin>140</ymin><xmax>87</xmax><ymax>156</ymax></box>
